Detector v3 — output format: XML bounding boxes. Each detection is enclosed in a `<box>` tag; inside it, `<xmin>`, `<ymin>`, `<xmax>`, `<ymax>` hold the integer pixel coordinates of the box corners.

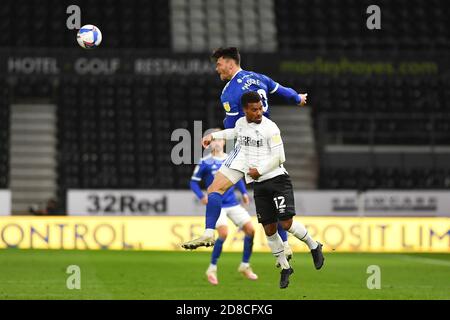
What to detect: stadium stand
<box><xmin>51</xmin><ymin>69</ymin><xmax>450</xmax><ymax>195</ymax></box>
<box><xmin>266</xmin><ymin>73</ymin><xmax>450</xmax><ymax>145</ymax></box>
<box><xmin>275</xmin><ymin>0</ymin><xmax>450</xmax><ymax>52</ymax></box>
<box><xmin>267</xmin><ymin>71</ymin><xmax>450</xmax><ymax>190</ymax></box>
<box><xmin>171</xmin><ymin>0</ymin><xmax>277</xmax><ymax>52</ymax></box>
<box><xmin>0</xmin><ymin>0</ymin><xmax>171</xmax><ymax>49</ymax></box>
<box><xmin>1</xmin><ymin>0</ymin><xmax>449</xmax><ymax>213</ymax></box>
<box><xmin>56</xmin><ymin>75</ymin><xmax>225</xmax><ymax>206</ymax></box>
<box><xmin>0</xmin><ymin>79</ymin><xmax>9</xmax><ymax>189</ymax></box>
<box><xmin>320</xmin><ymin>167</ymin><xmax>450</xmax><ymax>190</ymax></box>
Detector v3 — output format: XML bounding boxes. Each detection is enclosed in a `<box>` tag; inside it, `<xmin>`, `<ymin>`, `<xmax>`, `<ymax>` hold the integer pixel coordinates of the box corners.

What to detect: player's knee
<box><xmin>206</xmin><ymin>185</ymin><xmax>218</xmax><ymax>194</ymax></box>
<box><xmin>217</xmin><ymin>227</ymin><xmax>228</xmax><ymax>239</ymax></box>
<box><xmin>218</xmin><ymin>234</ymin><xmax>227</xmax><ymax>241</ymax></box>
<box><xmin>242</xmin><ymin>222</ymin><xmax>255</xmax><ymax>237</ymax></box>
<box><xmin>208</xmin><ymin>173</ymin><xmax>233</xmax><ymax>194</ymax></box>
<box><xmin>263</xmin><ymin>223</ymin><xmax>277</xmax><ymax>236</ymax></box>
<box><xmin>207</xmin><ymin>185</ymin><xmax>226</xmax><ymax>195</ymax></box>
<box><xmin>280</xmin><ymin>219</ymin><xmax>293</xmax><ymax>231</ymax></box>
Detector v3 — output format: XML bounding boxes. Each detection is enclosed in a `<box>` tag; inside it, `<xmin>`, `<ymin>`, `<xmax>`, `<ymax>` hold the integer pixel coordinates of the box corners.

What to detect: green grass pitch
<box><xmin>0</xmin><ymin>249</ymin><xmax>449</xmax><ymax>300</ymax></box>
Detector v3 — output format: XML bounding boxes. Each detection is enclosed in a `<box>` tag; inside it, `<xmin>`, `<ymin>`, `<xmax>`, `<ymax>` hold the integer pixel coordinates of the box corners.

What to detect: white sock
<box><xmin>288</xmin><ymin>221</ymin><xmax>318</xmax><ymax>250</ymax></box>
<box><xmin>204</xmin><ymin>228</ymin><xmax>215</xmax><ymax>238</ymax></box>
<box><xmin>283</xmin><ymin>241</ymin><xmax>290</xmax><ymax>249</ymax></box>
<box><xmin>239</xmin><ymin>262</ymin><xmax>249</xmax><ymax>269</ymax></box>
<box><xmin>266</xmin><ymin>233</ymin><xmax>291</xmax><ymax>269</ymax></box>
<box><xmin>208</xmin><ymin>264</ymin><xmax>217</xmax><ymax>271</ymax></box>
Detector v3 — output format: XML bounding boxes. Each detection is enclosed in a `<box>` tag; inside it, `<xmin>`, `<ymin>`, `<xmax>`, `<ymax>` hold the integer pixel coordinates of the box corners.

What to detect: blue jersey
<box><xmin>190</xmin><ymin>154</ymin><xmax>247</xmax><ymax>208</ymax></box>
<box><xmin>220</xmin><ymin>69</ymin><xmax>301</xmax><ymax>129</ymax></box>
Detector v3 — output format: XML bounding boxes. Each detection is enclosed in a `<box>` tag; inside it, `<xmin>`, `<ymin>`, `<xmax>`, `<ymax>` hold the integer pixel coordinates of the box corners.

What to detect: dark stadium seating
<box><xmin>275</xmin><ymin>0</ymin><xmax>450</xmax><ymax>52</ymax></box>
<box><xmin>54</xmin><ymin>72</ymin><xmax>450</xmax><ymax>196</ymax></box>
<box><xmin>319</xmin><ymin>167</ymin><xmax>450</xmax><ymax>190</ymax></box>
<box><xmin>11</xmin><ymin>67</ymin><xmax>450</xmax><ymax>198</ymax></box>
<box><xmin>271</xmin><ymin>72</ymin><xmax>450</xmax><ymax>190</ymax></box>
<box><xmin>1</xmin><ymin>0</ymin><xmax>448</xmax><ymax>206</ymax></box>
<box><xmin>56</xmin><ymin>75</ymin><xmax>223</xmax><ymax>201</ymax></box>
<box><xmin>271</xmin><ymin>74</ymin><xmax>450</xmax><ymax>145</ymax></box>
<box><xmin>0</xmin><ymin>0</ymin><xmax>170</xmax><ymax>49</ymax></box>
<box><xmin>0</xmin><ymin>80</ymin><xmax>9</xmax><ymax>188</ymax></box>
<box><xmin>1</xmin><ymin>0</ymin><xmax>448</xmax><ymax>51</ymax></box>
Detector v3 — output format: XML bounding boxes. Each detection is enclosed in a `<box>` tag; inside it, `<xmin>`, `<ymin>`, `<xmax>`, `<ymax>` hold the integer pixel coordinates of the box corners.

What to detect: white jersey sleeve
<box><xmin>211</xmin><ymin>128</ymin><xmax>237</xmax><ymax>140</ymax></box>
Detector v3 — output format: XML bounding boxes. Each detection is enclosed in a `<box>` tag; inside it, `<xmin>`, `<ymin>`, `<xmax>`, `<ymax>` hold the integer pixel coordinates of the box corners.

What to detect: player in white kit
<box><xmin>201</xmin><ymin>91</ymin><xmax>325</xmax><ymax>288</ymax></box>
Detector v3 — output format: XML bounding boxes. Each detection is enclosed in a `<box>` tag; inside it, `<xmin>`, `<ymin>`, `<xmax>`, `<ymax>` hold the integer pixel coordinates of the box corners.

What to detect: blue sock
<box><xmin>242</xmin><ymin>235</ymin><xmax>253</xmax><ymax>263</ymax></box>
<box><xmin>211</xmin><ymin>237</ymin><xmax>225</xmax><ymax>265</ymax></box>
<box><xmin>205</xmin><ymin>192</ymin><xmax>223</xmax><ymax>229</ymax></box>
<box><xmin>277</xmin><ymin>223</ymin><xmax>288</xmax><ymax>242</ymax></box>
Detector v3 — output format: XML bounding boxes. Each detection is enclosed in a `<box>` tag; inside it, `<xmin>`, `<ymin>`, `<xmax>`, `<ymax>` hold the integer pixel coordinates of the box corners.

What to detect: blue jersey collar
<box><xmin>230</xmin><ymin>68</ymin><xmax>243</xmax><ymax>81</ymax></box>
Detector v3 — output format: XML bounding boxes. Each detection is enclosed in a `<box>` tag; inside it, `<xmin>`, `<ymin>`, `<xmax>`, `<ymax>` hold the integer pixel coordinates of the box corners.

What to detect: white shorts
<box><xmin>218</xmin><ymin>165</ymin><xmax>245</xmax><ymax>185</ymax></box>
<box><xmin>216</xmin><ymin>204</ymin><xmax>252</xmax><ymax>229</ymax></box>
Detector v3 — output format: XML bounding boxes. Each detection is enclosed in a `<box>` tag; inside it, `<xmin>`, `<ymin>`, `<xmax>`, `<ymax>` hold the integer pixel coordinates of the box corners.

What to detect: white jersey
<box><xmin>216</xmin><ymin>116</ymin><xmax>288</xmax><ymax>183</ymax></box>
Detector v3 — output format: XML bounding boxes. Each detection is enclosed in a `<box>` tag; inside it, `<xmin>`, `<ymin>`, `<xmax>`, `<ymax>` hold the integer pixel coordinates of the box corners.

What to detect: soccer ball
<box><xmin>77</xmin><ymin>25</ymin><xmax>102</xmax><ymax>49</ymax></box>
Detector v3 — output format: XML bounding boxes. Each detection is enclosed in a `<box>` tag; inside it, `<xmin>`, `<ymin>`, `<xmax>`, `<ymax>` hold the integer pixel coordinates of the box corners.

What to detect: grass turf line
<box><xmin>0</xmin><ymin>249</ymin><xmax>449</xmax><ymax>300</ymax></box>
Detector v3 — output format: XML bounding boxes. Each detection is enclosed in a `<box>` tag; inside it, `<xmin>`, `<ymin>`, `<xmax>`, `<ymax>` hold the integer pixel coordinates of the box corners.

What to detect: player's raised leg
<box><xmin>279</xmin><ymin>218</ymin><xmax>324</xmax><ymax>270</ymax></box>
<box><xmin>182</xmin><ymin>172</ymin><xmax>234</xmax><ymax>249</ymax></box>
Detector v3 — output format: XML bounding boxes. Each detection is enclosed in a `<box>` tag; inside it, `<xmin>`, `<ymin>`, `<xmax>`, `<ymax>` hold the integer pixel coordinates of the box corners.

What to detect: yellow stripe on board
<box><xmin>0</xmin><ymin>216</ymin><xmax>448</xmax><ymax>252</ymax></box>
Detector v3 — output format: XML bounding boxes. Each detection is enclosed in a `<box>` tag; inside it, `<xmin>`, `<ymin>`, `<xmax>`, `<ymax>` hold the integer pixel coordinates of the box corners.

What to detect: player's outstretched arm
<box><xmin>202</xmin><ymin>128</ymin><xmax>237</xmax><ymax>148</ymax></box>
<box><xmin>205</xmin><ymin>128</ymin><xmax>237</xmax><ymax>148</ymax></box>
<box><xmin>298</xmin><ymin>93</ymin><xmax>308</xmax><ymax>106</ymax></box>
<box><xmin>261</xmin><ymin>73</ymin><xmax>308</xmax><ymax>106</ymax></box>
<box><xmin>274</xmin><ymin>83</ymin><xmax>308</xmax><ymax>106</ymax></box>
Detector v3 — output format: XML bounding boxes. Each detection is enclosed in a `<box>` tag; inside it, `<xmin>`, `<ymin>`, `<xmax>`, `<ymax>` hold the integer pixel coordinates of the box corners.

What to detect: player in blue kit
<box><xmin>213</xmin><ymin>48</ymin><xmax>307</xmax><ymax>130</ymax></box>
<box><xmin>182</xmin><ymin>47</ymin><xmax>308</xmax><ymax>253</ymax></box>
<box><xmin>190</xmin><ymin>130</ymin><xmax>258</xmax><ymax>285</ymax></box>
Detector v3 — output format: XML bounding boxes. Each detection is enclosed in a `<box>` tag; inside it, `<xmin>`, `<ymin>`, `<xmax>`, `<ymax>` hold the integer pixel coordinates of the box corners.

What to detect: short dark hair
<box><xmin>241</xmin><ymin>91</ymin><xmax>261</xmax><ymax>108</ymax></box>
<box><xmin>211</xmin><ymin>47</ymin><xmax>240</xmax><ymax>65</ymax></box>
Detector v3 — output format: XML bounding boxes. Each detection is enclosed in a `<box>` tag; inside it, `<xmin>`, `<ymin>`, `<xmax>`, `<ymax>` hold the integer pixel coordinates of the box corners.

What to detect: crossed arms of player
<box><xmin>202</xmin><ymin>129</ymin><xmax>286</xmax><ymax>180</ymax></box>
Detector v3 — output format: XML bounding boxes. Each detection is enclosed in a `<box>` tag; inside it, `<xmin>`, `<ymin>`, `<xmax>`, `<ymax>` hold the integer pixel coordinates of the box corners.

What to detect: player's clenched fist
<box><xmin>202</xmin><ymin>134</ymin><xmax>213</xmax><ymax>148</ymax></box>
<box><xmin>298</xmin><ymin>93</ymin><xmax>308</xmax><ymax>106</ymax></box>
<box><xmin>248</xmin><ymin>168</ymin><xmax>261</xmax><ymax>180</ymax></box>
<box><xmin>200</xmin><ymin>196</ymin><xmax>208</xmax><ymax>205</ymax></box>
<box><xmin>242</xmin><ymin>193</ymin><xmax>250</xmax><ymax>205</ymax></box>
